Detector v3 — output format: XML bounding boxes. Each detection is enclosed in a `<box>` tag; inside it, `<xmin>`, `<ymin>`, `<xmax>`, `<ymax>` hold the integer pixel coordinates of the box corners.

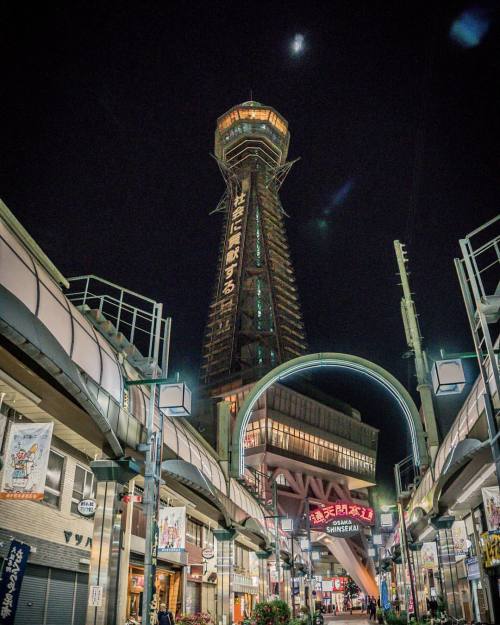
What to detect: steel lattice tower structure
<box><xmin>201</xmin><ymin>101</ymin><xmax>307</xmax><ymax>391</ymax></box>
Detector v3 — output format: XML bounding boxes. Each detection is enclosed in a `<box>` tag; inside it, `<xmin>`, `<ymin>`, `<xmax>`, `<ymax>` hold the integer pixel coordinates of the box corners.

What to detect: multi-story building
<box><xmin>197</xmin><ymin>101</ymin><xmax>379</xmax><ymax>604</ymax></box>
<box><xmin>0</xmin><ymin>200</ymin><xmax>273</xmax><ymax>625</ymax></box>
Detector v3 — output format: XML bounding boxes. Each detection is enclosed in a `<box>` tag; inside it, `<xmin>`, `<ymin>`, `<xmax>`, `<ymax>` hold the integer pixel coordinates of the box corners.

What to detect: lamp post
<box><xmin>125</xmin><ymin>371</ymin><xmax>192</xmax><ymax>625</ymax></box>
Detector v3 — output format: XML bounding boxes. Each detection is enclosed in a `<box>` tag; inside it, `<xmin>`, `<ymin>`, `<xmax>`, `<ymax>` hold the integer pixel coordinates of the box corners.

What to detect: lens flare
<box><xmin>450</xmin><ymin>7</ymin><xmax>491</xmax><ymax>48</ymax></box>
<box><xmin>291</xmin><ymin>33</ymin><xmax>305</xmax><ymax>55</ymax></box>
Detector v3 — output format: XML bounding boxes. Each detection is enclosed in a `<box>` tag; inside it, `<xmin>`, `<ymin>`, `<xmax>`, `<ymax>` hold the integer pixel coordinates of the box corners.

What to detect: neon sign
<box><xmin>309</xmin><ymin>501</ymin><xmax>375</xmax><ymax>528</ymax></box>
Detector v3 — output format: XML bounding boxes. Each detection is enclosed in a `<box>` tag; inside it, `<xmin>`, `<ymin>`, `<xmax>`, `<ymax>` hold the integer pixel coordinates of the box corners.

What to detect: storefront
<box><xmin>127</xmin><ymin>561</ymin><xmax>183</xmax><ymax>620</ymax></box>
<box><xmin>233</xmin><ymin>574</ymin><xmax>259</xmax><ymax>623</ymax></box>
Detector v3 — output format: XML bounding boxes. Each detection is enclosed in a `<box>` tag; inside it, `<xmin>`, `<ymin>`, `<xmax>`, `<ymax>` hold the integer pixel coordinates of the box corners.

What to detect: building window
<box><xmin>43</xmin><ymin>450</ymin><xmax>64</xmax><ymax>508</ymax></box>
<box><xmin>186</xmin><ymin>519</ymin><xmax>203</xmax><ymax>546</ymax></box>
<box><xmin>71</xmin><ymin>465</ymin><xmax>95</xmax><ymax>514</ymax></box>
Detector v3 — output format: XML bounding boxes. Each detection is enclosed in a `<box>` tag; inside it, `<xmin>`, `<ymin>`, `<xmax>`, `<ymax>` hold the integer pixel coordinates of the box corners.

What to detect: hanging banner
<box><xmin>482</xmin><ymin>486</ymin><xmax>500</xmax><ymax>531</ymax></box>
<box><xmin>421</xmin><ymin>542</ymin><xmax>439</xmax><ymax>570</ymax></box>
<box><xmin>0</xmin><ymin>539</ymin><xmax>31</xmax><ymax>624</ymax></box>
<box><xmin>451</xmin><ymin>520</ymin><xmax>468</xmax><ymax>560</ymax></box>
<box><xmin>0</xmin><ymin>422</ymin><xmax>53</xmax><ymax>500</ymax></box>
<box><xmin>158</xmin><ymin>506</ymin><xmax>186</xmax><ymax>552</ymax></box>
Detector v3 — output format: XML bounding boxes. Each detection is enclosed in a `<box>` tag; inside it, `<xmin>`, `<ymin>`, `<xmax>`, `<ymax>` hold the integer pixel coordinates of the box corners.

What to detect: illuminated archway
<box><xmin>230</xmin><ymin>352</ymin><xmax>429</xmax><ymax>477</ymax></box>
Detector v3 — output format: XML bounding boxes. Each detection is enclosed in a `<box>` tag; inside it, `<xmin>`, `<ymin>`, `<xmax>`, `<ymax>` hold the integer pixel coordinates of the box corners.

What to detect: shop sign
<box><xmin>0</xmin><ymin>422</ymin><xmax>53</xmax><ymax>500</ymax></box>
<box><xmin>202</xmin><ymin>547</ymin><xmax>214</xmax><ymax>560</ymax></box>
<box><xmin>322</xmin><ymin>577</ymin><xmax>348</xmax><ymax>593</ymax></box>
<box><xmin>0</xmin><ymin>539</ymin><xmax>30</xmax><ymax>625</ymax></box>
<box><xmin>325</xmin><ymin>519</ymin><xmax>361</xmax><ymax>537</ymax></box>
<box><xmin>309</xmin><ymin>501</ymin><xmax>374</xmax><ymax>528</ymax></box>
<box><xmin>77</xmin><ymin>499</ymin><xmax>97</xmax><ymax>517</ymax></box>
<box><xmin>482</xmin><ymin>486</ymin><xmax>500</xmax><ymax>531</ymax></box>
<box><xmin>121</xmin><ymin>494</ymin><xmax>142</xmax><ymax>503</ymax></box>
<box><xmin>466</xmin><ymin>556</ymin><xmax>480</xmax><ymax>580</ymax></box>
<box><xmin>158</xmin><ymin>506</ymin><xmax>186</xmax><ymax>552</ymax></box>
<box><xmin>480</xmin><ymin>530</ymin><xmax>500</xmax><ymax>568</ymax></box>
<box><xmin>380</xmin><ymin>512</ymin><xmax>393</xmax><ymax>528</ymax></box>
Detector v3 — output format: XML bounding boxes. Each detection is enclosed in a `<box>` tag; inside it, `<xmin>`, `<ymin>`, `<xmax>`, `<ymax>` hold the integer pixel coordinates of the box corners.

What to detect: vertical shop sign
<box><xmin>158</xmin><ymin>506</ymin><xmax>186</xmax><ymax>552</ymax></box>
<box><xmin>0</xmin><ymin>539</ymin><xmax>31</xmax><ymax>625</ymax></box>
<box><xmin>0</xmin><ymin>422</ymin><xmax>53</xmax><ymax>500</ymax></box>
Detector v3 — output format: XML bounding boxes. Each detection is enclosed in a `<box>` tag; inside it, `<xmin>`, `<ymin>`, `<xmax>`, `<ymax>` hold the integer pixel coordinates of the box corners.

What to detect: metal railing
<box><xmin>66</xmin><ymin>275</ymin><xmax>171</xmax><ymax>374</ymax></box>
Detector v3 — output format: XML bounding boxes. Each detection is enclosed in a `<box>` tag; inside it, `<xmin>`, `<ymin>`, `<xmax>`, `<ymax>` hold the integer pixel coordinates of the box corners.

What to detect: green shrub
<box><xmin>253</xmin><ymin>600</ymin><xmax>291</xmax><ymax>625</ymax></box>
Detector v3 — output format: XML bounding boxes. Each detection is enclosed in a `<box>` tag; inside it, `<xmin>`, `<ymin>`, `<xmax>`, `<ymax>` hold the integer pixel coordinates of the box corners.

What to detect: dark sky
<box><xmin>1</xmin><ymin>2</ymin><xmax>499</xmax><ymax>492</ymax></box>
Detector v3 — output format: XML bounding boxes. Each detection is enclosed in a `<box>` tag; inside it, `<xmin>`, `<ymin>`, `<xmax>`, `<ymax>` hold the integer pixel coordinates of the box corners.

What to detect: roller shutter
<box><xmin>74</xmin><ymin>572</ymin><xmax>89</xmax><ymax>625</ymax></box>
<box><xmin>14</xmin><ymin>563</ymin><xmax>48</xmax><ymax>625</ymax></box>
<box><xmin>45</xmin><ymin>568</ymin><xmax>75</xmax><ymax>625</ymax></box>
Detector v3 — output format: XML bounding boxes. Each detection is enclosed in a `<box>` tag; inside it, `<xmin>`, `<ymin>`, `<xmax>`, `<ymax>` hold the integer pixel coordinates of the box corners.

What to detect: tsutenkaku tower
<box><xmin>201</xmin><ymin>101</ymin><xmax>307</xmax><ymax>391</ymax></box>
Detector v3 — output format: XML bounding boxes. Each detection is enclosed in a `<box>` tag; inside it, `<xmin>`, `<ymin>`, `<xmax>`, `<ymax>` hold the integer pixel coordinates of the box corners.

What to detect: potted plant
<box><xmin>376</xmin><ymin>607</ymin><xmax>384</xmax><ymax>624</ymax></box>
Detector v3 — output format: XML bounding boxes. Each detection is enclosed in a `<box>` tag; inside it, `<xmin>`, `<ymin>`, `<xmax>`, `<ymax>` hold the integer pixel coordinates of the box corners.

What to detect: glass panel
<box><xmin>45</xmin><ymin>451</ymin><xmax>64</xmax><ymax>491</ymax></box>
<box><xmin>73</xmin><ymin>465</ymin><xmax>85</xmax><ymax>499</ymax></box>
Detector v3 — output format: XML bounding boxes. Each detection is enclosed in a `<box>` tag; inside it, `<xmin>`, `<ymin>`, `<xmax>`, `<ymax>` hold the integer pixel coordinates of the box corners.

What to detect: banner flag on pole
<box><xmin>0</xmin><ymin>539</ymin><xmax>31</xmax><ymax>624</ymax></box>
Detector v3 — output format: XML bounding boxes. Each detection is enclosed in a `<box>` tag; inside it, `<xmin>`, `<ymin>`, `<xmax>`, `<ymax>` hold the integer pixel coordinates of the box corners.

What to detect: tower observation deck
<box><xmin>201</xmin><ymin>101</ymin><xmax>307</xmax><ymax>391</ymax></box>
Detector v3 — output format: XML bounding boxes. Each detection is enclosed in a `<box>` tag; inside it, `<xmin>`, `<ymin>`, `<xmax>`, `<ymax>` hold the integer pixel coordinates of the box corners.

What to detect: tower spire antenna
<box><xmin>249</xmin><ymin>88</ymin><xmax>253</xmax><ymax>101</ymax></box>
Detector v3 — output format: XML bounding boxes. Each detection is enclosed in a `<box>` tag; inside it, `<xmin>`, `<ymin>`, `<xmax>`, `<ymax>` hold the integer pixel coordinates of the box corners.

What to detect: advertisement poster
<box><xmin>482</xmin><ymin>486</ymin><xmax>500</xmax><ymax>531</ymax></box>
<box><xmin>0</xmin><ymin>539</ymin><xmax>31</xmax><ymax>625</ymax></box>
<box><xmin>158</xmin><ymin>506</ymin><xmax>186</xmax><ymax>552</ymax></box>
<box><xmin>421</xmin><ymin>542</ymin><xmax>439</xmax><ymax>570</ymax></box>
<box><xmin>451</xmin><ymin>520</ymin><xmax>468</xmax><ymax>559</ymax></box>
<box><xmin>0</xmin><ymin>422</ymin><xmax>53</xmax><ymax>500</ymax></box>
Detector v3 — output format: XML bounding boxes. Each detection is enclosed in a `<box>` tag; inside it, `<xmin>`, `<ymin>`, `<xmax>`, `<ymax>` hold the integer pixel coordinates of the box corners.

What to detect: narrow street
<box><xmin>324</xmin><ymin>613</ymin><xmax>370</xmax><ymax>624</ymax></box>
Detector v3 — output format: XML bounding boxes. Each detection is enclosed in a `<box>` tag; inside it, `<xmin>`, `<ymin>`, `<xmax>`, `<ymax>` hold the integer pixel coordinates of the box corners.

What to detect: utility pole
<box><xmin>305</xmin><ymin>499</ymin><xmax>314</xmax><ymax>622</ymax></box>
<box><xmin>142</xmin><ymin>303</ymin><xmax>163</xmax><ymax>625</ymax></box>
<box><xmin>272</xmin><ymin>480</ymin><xmax>281</xmax><ymax>599</ymax></box>
<box><xmin>394</xmin><ymin>240</ymin><xmax>440</xmax><ymax>464</ymax></box>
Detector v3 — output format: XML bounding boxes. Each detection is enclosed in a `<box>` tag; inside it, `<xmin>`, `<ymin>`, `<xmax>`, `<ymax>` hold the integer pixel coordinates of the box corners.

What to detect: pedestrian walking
<box><xmin>157</xmin><ymin>603</ymin><xmax>175</xmax><ymax>625</ymax></box>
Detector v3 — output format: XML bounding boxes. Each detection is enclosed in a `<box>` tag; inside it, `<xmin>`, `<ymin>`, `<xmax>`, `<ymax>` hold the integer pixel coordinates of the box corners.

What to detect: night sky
<box><xmin>1</xmin><ymin>2</ymin><xmax>499</xmax><ymax>493</ymax></box>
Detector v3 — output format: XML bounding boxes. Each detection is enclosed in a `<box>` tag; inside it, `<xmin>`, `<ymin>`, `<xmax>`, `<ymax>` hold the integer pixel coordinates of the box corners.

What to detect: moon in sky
<box><xmin>291</xmin><ymin>33</ymin><xmax>305</xmax><ymax>55</ymax></box>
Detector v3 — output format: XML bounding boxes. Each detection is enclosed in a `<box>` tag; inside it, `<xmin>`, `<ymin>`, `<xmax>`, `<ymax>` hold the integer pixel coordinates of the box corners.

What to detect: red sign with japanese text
<box><xmin>309</xmin><ymin>501</ymin><xmax>375</xmax><ymax>527</ymax></box>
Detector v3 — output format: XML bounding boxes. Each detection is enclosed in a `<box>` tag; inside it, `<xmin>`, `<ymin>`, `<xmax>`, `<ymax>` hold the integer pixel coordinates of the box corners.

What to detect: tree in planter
<box><xmin>253</xmin><ymin>599</ymin><xmax>291</xmax><ymax>625</ymax></box>
<box><xmin>343</xmin><ymin>578</ymin><xmax>360</xmax><ymax>614</ymax></box>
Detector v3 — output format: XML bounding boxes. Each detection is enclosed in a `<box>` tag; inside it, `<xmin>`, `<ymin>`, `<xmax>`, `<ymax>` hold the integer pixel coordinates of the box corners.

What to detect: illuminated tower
<box><xmin>201</xmin><ymin>101</ymin><xmax>307</xmax><ymax>390</ymax></box>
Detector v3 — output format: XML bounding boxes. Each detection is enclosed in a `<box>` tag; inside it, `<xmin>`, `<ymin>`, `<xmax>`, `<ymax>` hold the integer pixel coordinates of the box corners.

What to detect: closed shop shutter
<box><xmin>45</xmin><ymin>568</ymin><xmax>75</xmax><ymax>625</ymax></box>
<box><xmin>15</xmin><ymin>563</ymin><xmax>48</xmax><ymax>625</ymax></box>
<box><xmin>186</xmin><ymin>581</ymin><xmax>201</xmax><ymax>614</ymax></box>
<box><xmin>74</xmin><ymin>572</ymin><xmax>89</xmax><ymax>625</ymax></box>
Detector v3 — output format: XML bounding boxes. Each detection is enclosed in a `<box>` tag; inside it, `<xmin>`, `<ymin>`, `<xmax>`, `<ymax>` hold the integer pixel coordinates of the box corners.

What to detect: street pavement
<box><xmin>324</xmin><ymin>613</ymin><xmax>371</xmax><ymax>624</ymax></box>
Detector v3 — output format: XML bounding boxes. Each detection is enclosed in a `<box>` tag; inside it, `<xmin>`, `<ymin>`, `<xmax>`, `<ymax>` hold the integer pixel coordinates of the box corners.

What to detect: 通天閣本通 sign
<box><xmin>309</xmin><ymin>501</ymin><xmax>374</xmax><ymax>528</ymax></box>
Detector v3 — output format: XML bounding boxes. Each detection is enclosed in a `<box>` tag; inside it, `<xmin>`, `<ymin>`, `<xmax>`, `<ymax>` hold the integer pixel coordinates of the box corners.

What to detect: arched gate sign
<box><xmin>230</xmin><ymin>352</ymin><xmax>429</xmax><ymax>477</ymax></box>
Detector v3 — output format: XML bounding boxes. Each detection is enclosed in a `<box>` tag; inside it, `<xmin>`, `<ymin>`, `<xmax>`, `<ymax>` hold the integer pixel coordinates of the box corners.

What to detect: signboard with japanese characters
<box><xmin>480</xmin><ymin>530</ymin><xmax>500</xmax><ymax>568</ymax></box>
<box><xmin>0</xmin><ymin>539</ymin><xmax>30</xmax><ymax>624</ymax></box>
<box><xmin>0</xmin><ymin>422</ymin><xmax>53</xmax><ymax>500</ymax></box>
<box><xmin>158</xmin><ymin>506</ymin><xmax>186</xmax><ymax>552</ymax></box>
<box><xmin>210</xmin><ymin>187</ymin><xmax>249</xmax><ymax>346</ymax></box>
<box><xmin>309</xmin><ymin>502</ymin><xmax>375</xmax><ymax>529</ymax></box>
